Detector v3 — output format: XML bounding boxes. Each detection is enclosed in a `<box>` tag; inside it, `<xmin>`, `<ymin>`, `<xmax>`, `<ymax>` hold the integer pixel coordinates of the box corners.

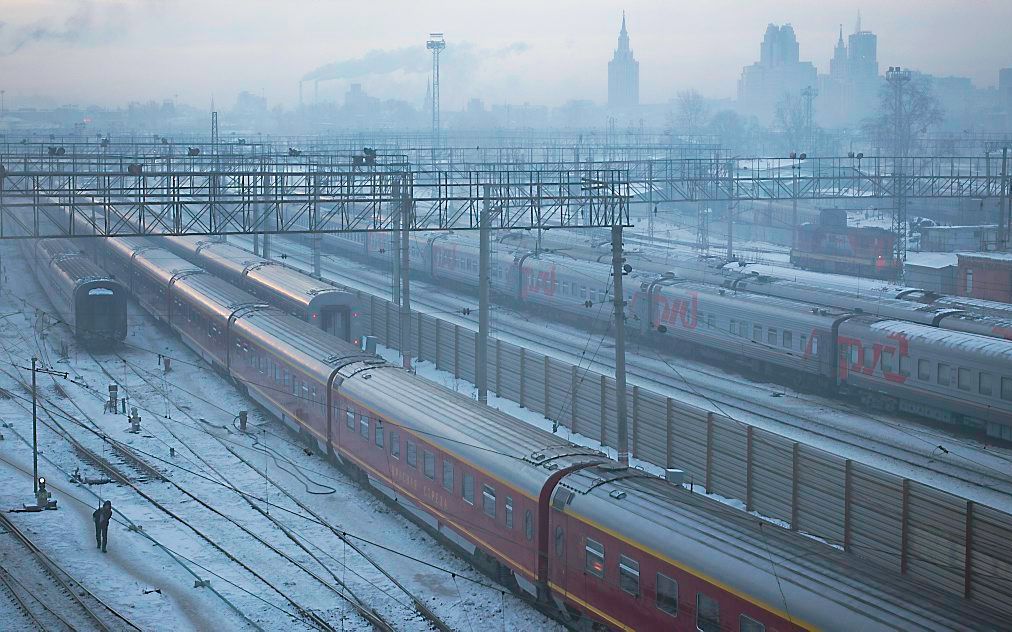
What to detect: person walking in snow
<box><xmin>93</xmin><ymin>500</ymin><xmax>112</xmax><ymax>553</ymax></box>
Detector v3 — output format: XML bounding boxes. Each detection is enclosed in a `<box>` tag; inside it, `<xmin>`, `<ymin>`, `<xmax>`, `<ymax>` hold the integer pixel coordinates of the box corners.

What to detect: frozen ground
<box><xmin>0</xmin><ymin>241</ymin><xmax>558</xmax><ymax>631</ymax></box>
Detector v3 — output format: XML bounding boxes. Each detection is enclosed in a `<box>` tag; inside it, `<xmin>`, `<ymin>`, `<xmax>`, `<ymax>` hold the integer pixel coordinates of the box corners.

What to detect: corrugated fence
<box><xmin>367</xmin><ymin>294</ymin><xmax>1012</xmax><ymax>617</ymax></box>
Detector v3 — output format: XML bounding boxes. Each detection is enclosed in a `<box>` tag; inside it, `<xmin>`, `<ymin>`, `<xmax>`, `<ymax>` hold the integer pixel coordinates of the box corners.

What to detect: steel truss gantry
<box><xmin>0</xmin><ymin>162</ymin><xmax>630</xmax><ymax>238</ymax></box>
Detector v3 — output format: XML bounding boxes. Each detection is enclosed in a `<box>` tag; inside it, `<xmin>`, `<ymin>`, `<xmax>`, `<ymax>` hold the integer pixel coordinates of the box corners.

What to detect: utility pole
<box><xmin>801</xmin><ymin>85</ymin><xmax>818</xmax><ymax>151</ymax></box>
<box><xmin>262</xmin><ymin>171</ymin><xmax>271</xmax><ymax>260</ymax></box>
<box><xmin>400</xmin><ymin>179</ymin><xmax>412</xmax><ymax>371</ymax></box>
<box><xmin>426</xmin><ymin>34</ymin><xmax>446</xmax><ymax>152</ymax></box>
<box><xmin>791</xmin><ymin>155</ymin><xmax>803</xmax><ymax>252</ymax></box>
<box><xmin>27</xmin><ymin>357</ymin><xmax>67</xmax><ymax>494</ymax></box>
<box><xmin>477</xmin><ymin>185</ymin><xmax>491</xmax><ymax>403</ymax></box>
<box><xmin>611</xmin><ymin>225</ymin><xmax>629</xmax><ymax>467</ymax></box>
<box><xmin>725</xmin><ymin>159</ymin><xmax>735</xmax><ymax>261</ymax></box>
<box><xmin>1000</xmin><ymin>147</ymin><xmax>1009</xmax><ymax>250</ymax></box>
<box><xmin>31</xmin><ymin>356</ymin><xmax>37</xmax><ymax>494</ymax></box>
<box><xmin>647</xmin><ymin>161</ymin><xmax>654</xmax><ymax>240</ymax></box>
<box><xmin>886</xmin><ymin>66</ymin><xmax>912</xmax><ymax>265</ymax></box>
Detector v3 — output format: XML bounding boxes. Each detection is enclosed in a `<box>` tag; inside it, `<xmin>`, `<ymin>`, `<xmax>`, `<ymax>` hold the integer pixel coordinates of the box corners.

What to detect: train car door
<box><xmin>550</xmin><ymin>488</ymin><xmax>574</xmax><ymax>594</ymax></box>
<box><xmin>320</xmin><ymin>306</ymin><xmax>351</xmax><ymax>342</ymax></box>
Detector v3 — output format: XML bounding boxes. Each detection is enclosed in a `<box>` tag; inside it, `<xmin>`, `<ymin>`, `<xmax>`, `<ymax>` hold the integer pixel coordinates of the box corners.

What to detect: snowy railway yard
<box><xmin>243</xmin><ymin>234</ymin><xmax>1012</xmax><ymax>512</ymax></box>
<box><xmin>0</xmin><ymin>241</ymin><xmax>557</xmax><ymax>631</ymax></box>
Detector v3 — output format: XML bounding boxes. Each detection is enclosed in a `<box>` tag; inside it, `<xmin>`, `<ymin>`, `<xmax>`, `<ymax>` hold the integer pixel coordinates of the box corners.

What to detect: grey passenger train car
<box><xmin>22</xmin><ymin>238</ymin><xmax>128</xmax><ymax>346</ymax></box>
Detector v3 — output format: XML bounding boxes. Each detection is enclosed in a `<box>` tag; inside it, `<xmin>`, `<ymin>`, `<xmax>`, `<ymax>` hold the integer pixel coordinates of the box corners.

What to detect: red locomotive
<box><xmin>790</xmin><ymin>210</ymin><xmax>901</xmax><ymax>280</ymax></box>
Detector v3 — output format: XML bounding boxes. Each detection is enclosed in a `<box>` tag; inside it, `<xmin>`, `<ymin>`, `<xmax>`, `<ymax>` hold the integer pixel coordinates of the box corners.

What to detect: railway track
<box><xmin>0</xmin><ymin>310</ymin><xmax>339</xmax><ymax>630</ymax></box>
<box><xmin>110</xmin><ymin>350</ymin><xmax>455</xmax><ymax>632</ymax></box>
<box><xmin>0</xmin><ymin>512</ymin><xmax>141</xmax><ymax>632</ymax></box>
<box><xmin>244</xmin><ymin>235</ymin><xmax>1012</xmax><ymax>510</ymax></box>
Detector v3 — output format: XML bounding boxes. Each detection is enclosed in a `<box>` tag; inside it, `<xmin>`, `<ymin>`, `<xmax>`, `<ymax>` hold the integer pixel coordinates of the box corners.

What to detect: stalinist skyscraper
<box><xmin>608</xmin><ymin>12</ymin><xmax>639</xmax><ymax>108</ymax></box>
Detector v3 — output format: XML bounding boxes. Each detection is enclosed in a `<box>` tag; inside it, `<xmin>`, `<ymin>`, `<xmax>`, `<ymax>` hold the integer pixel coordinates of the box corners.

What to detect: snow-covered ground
<box><xmin>0</xmin><ymin>241</ymin><xmax>558</xmax><ymax>631</ymax></box>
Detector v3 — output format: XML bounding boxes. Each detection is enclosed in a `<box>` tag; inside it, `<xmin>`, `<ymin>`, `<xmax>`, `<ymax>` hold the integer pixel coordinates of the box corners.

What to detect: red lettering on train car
<box><xmin>881</xmin><ymin>332</ymin><xmax>909</xmax><ymax>384</ymax></box>
<box><xmin>654</xmin><ymin>291</ymin><xmax>698</xmax><ymax>330</ymax></box>
<box><xmin>992</xmin><ymin>326</ymin><xmax>1012</xmax><ymax>341</ymax></box>
<box><xmin>836</xmin><ymin>332</ymin><xmax>909</xmax><ymax>383</ymax></box>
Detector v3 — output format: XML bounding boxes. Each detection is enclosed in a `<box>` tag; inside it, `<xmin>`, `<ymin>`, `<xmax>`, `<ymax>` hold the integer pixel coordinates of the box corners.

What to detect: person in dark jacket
<box><xmin>92</xmin><ymin>500</ymin><xmax>112</xmax><ymax>552</ymax></box>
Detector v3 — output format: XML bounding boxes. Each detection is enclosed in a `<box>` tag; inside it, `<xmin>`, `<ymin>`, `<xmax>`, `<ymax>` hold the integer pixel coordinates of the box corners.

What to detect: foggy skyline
<box><xmin>2</xmin><ymin>0</ymin><xmax>1011</xmax><ymax>110</ymax></box>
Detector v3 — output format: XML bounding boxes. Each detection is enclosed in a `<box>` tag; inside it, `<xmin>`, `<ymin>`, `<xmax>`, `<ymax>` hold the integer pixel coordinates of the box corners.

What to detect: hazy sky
<box><xmin>1</xmin><ymin>0</ymin><xmax>1010</xmax><ymax>110</ymax></box>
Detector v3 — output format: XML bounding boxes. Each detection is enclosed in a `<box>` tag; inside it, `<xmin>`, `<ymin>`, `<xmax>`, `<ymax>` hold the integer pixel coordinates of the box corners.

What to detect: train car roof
<box><xmin>231</xmin><ymin>308</ymin><xmax>372</xmax><ymax>380</ymax></box>
<box><xmin>124</xmin><ymin>241</ymin><xmax>205</xmax><ymax>284</ymax></box>
<box><xmin>653</xmin><ymin>278</ymin><xmax>849</xmax><ymax>322</ymax></box>
<box><xmin>164</xmin><ymin>237</ymin><xmax>354</xmax><ymax>308</ymax></box>
<box><xmin>35</xmin><ymin>239</ymin><xmax>122</xmax><ymax>285</ymax></box>
<box><xmin>338</xmin><ymin>364</ymin><xmax>608</xmax><ymax>499</ymax></box>
<box><xmin>849</xmin><ymin>317</ymin><xmax>1012</xmax><ymax>363</ymax></box>
<box><xmin>563</xmin><ymin>467</ymin><xmax>1006</xmax><ymax>630</ymax></box>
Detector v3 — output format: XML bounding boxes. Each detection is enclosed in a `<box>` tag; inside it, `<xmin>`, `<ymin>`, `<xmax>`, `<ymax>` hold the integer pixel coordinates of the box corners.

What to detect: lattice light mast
<box><xmin>886</xmin><ymin>66</ymin><xmax>912</xmax><ymax>264</ymax></box>
<box><xmin>426</xmin><ymin>33</ymin><xmax>446</xmax><ymax>148</ymax></box>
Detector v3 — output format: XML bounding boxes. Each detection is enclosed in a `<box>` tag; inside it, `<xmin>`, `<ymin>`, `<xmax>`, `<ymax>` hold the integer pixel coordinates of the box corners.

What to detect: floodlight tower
<box><xmin>426</xmin><ymin>33</ymin><xmax>446</xmax><ymax>147</ymax></box>
<box><xmin>886</xmin><ymin>66</ymin><xmax>912</xmax><ymax>265</ymax></box>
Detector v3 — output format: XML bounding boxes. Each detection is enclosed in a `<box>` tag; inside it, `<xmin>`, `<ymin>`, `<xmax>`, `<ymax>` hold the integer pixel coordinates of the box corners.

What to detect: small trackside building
<box><xmin>957</xmin><ymin>252</ymin><xmax>1012</xmax><ymax>303</ymax></box>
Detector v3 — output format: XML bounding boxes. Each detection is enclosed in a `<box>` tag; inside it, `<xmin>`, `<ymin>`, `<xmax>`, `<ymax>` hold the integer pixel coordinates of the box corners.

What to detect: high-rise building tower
<box><xmin>608</xmin><ymin>12</ymin><xmax>639</xmax><ymax>108</ymax></box>
<box><xmin>737</xmin><ymin>24</ymin><xmax>817</xmax><ymax>124</ymax></box>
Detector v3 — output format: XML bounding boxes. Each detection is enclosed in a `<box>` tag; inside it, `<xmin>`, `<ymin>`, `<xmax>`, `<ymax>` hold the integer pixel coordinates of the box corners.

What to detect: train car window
<box><xmin>811</xmin><ymin>336</ymin><xmax>819</xmax><ymax>355</ymax></box>
<box><xmin>580</xmin><ymin>286</ymin><xmax>587</xmax><ymax>299</ymax></box>
<box><xmin>752</xmin><ymin>325</ymin><xmax>761</xmax><ymax>341</ymax></box>
<box><xmin>505</xmin><ymin>497</ymin><xmax>513</xmax><ymax>529</ymax></box>
<box><xmin>881</xmin><ymin>350</ymin><xmax>894</xmax><ymax>373</ymax></box>
<box><xmin>423</xmin><ymin>451</ymin><xmax>435</xmax><ymax>479</ymax></box>
<box><xmin>938</xmin><ymin>363</ymin><xmax>951</xmax><ymax>386</ymax></box>
<box><xmin>390</xmin><ymin>430</ymin><xmax>400</xmax><ymax>458</ymax></box>
<box><xmin>729</xmin><ymin>319</ymin><xmax>736</xmax><ymax>334</ymax></box>
<box><xmin>406</xmin><ymin>441</ymin><xmax>417</xmax><ymax>467</ymax></box>
<box><xmin>1001</xmin><ymin>376</ymin><xmax>1012</xmax><ymax>401</ymax></box>
<box><xmin>739</xmin><ymin>614</ymin><xmax>765</xmax><ymax>632</ymax></box>
<box><xmin>584</xmin><ymin>538</ymin><xmax>604</xmax><ymax>577</ymax></box>
<box><xmin>800</xmin><ymin>334</ymin><xmax>808</xmax><ymax>352</ymax></box>
<box><xmin>462</xmin><ymin>472</ymin><xmax>474</xmax><ymax>504</ymax></box>
<box><xmin>766</xmin><ymin>328</ymin><xmax>777</xmax><ymax>346</ymax></box>
<box><xmin>554</xmin><ymin>527</ymin><xmax>565</xmax><ymax>557</ymax></box>
<box><xmin>524</xmin><ymin>511</ymin><xmax>534</xmax><ymax>541</ymax></box>
<box><xmin>695</xmin><ymin>593</ymin><xmax>720</xmax><ymax>632</ymax></box>
<box><xmin>782</xmin><ymin>330</ymin><xmax>792</xmax><ymax>349</ymax></box>
<box><xmin>958</xmin><ymin>367</ymin><xmax>972</xmax><ymax>391</ymax></box>
<box><xmin>707</xmin><ymin>315</ymin><xmax>715</xmax><ymax>329</ymax></box>
<box><xmin>656</xmin><ymin>573</ymin><xmax>678</xmax><ymax>616</ymax></box>
<box><xmin>374</xmin><ymin>422</ymin><xmax>384</xmax><ymax>448</ymax></box>
<box><xmin>360</xmin><ymin>416</ymin><xmax>369</xmax><ymax>438</ymax></box>
<box><xmin>482</xmin><ymin>485</ymin><xmax>496</xmax><ymax>518</ymax></box>
<box><xmin>618</xmin><ymin>555</ymin><xmax>640</xmax><ymax>597</ymax></box>
<box><xmin>980</xmin><ymin>372</ymin><xmax>993</xmax><ymax>396</ymax></box>
<box><xmin>898</xmin><ymin>354</ymin><xmax>909</xmax><ymax>377</ymax></box>
<box><xmin>918</xmin><ymin>359</ymin><xmax>931</xmax><ymax>381</ymax></box>
<box><xmin>442</xmin><ymin>460</ymin><xmax>453</xmax><ymax>491</ymax></box>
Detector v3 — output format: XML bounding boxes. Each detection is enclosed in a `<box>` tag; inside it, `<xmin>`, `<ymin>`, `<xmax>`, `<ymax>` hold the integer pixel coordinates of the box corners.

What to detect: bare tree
<box><xmin>863</xmin><ymin>74</ymin><xmax>944</xmax><ymax>155</ymax></box>
<box><xmin>675</xmin><ymin>90</ymin><xmax>710</xmax><ymax>133</ymax></box>
<box><xmin>775</xmin><ymin>92</ymin><xmax>807</xmax><ymax>151</ymax></box>
<box><xmin>708</xmin><ymin>110</ymin><xmax>744</xmax><ymax>147</ymax></box>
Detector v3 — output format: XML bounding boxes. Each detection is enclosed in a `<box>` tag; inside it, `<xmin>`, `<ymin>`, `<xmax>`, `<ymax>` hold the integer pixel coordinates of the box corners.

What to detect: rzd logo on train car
<box><xmin>837</xmin><ymin>332</ymin><xmax>909</xmax><ymax>383</ymax></box>
<box><xmin>652</xmin><ymin>291</ymin><xmax>698</xmax><ymax>330</ymax></box>
<box><xmin>523</xmin><ymin>266</ymin><xmax>556</xmax><ymax>298</ymax></box>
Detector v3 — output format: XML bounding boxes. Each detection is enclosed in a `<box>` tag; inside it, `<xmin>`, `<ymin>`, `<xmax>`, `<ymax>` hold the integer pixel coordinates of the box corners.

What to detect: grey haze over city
<box><xmin>2</xmin><ymin>0</ymin><xmax>1011</xmax><ymax>117</ymax></box>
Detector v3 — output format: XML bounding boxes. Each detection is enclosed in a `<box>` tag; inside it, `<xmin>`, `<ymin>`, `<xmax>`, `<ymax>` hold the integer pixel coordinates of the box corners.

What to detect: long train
<box><xmin>64</xmin><ymin>234</ymin><xmax>1005</xmax><ymax>630</ymax></box>
<box><xmin>313</xmin><ymin>230</ymin><xmax>1012</xmax><ymax>441</ymax></box>
<box><xmin>20</xmin><ymin>238</ymin><xmax>128</xmax><ymax>347</ymax></box>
